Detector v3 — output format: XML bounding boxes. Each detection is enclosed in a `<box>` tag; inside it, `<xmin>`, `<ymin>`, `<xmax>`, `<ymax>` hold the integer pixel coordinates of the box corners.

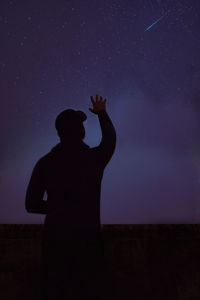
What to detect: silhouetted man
<box><xmin>25</xmin><ymin>95</ymin><xmax>116</xmax><ymax>300</ymax></box>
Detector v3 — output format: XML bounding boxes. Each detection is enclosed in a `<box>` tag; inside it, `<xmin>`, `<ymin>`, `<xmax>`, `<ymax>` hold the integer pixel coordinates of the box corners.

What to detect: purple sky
<box><xmin>1</xmin><ymin>0</ymin><xmax>200</xmax><ymax>224</ymax></box>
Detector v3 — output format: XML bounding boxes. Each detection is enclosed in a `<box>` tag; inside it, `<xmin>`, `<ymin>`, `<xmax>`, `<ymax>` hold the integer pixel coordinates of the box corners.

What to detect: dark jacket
<box><xmin>25</xmin><ymin>110</ymin><xmax>116</xmax><ymax>241</ymax></box>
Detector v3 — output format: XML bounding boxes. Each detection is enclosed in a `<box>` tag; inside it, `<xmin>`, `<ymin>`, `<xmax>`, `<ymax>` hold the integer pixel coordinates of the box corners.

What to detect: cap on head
<box><xmin>55</xmin><ymin>109</ymin><xmax>87</xmax><ymax>139</ymax></box>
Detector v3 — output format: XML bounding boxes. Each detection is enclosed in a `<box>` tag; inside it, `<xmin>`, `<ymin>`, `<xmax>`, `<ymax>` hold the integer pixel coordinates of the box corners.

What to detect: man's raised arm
<box><xmin>89</xmin><ymin>94</ymin><xmax>116</xmax><ymax>167</ymax></box>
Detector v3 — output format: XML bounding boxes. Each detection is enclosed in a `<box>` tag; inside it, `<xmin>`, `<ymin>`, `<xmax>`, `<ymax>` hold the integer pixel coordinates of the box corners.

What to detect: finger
<box><xmin>100</xmin><ymin>96</ymin><xmax>103</xmax><ymax>102</ymax></box>
<box><xmin>103</xmin><ymin>99</ymin><xmax>107</xmax><ymax>103</ymax></box>
<box><xmin>90</xmin><ymin>96</ymin><xmax>95</xmax><ymax>105</ymax></box>
<box><xmin>96</xmin><ymin>94</ymin><xmax>98</xmax><ymax>102</ymax></box>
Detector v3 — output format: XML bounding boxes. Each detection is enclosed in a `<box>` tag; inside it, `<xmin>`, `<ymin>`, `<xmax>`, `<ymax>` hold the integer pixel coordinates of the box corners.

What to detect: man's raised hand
<box><xmin>89</xmin><ymin>94</ymin><xmax>107</xmax><ymax>114</ymax></box>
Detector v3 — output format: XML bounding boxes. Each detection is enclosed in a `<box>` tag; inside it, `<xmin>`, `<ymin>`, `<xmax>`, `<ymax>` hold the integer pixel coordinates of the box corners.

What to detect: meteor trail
<box><xmin>144</xmin><ymin>15</ymin><xmax>165</xmax><ymax>32</ymax></box>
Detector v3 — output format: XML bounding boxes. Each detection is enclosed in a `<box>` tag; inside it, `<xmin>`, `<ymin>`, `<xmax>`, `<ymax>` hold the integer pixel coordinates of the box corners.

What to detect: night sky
<box><xmin>1</xmin><ymin>0</ymin><xmax>200</xmax><ymax>224</ymax></box>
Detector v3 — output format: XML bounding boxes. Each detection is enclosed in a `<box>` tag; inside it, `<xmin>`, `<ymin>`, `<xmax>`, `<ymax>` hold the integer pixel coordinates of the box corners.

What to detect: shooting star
<box><xmin>144</xmin><ymin>14</ymin><xmax>165</xmax><ymax>32</ymax></box>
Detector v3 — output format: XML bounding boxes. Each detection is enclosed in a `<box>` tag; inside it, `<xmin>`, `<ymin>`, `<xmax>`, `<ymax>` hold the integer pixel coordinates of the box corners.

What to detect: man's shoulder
<box><xmin>34</xmin><ymin>151</ymin><xmax>53</xmax><ymax>168</ymax></box>
<box><xmin>35</xmin><ymin>142</ymin><xmax>95</xmax><ymax>165</ymax></box>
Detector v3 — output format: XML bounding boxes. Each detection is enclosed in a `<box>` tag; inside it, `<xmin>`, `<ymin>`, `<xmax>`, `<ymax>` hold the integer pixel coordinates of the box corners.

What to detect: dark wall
<box><xmin>0</xmin><ymin>224</ymin><xmax>200</xmax><ymax>300</ymax></box>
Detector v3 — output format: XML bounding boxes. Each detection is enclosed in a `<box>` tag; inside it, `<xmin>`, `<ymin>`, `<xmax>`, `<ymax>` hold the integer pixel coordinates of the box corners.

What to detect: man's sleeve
<box><xmin>25</xmin><ymin>159</ymin><xmax>47</xmax><ymax>214</ymax></box>
<box><xmin>93</xmin><ymin>110</ymin><xmax>117</xmax><ymax>168</ymax></box>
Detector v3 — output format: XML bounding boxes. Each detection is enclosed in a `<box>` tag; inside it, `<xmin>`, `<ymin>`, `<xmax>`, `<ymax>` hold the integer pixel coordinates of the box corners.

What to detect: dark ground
<box><xmin>0</xmin><ymin>224</ymin><xmax>200</xmax><ymax>300</ymax></box>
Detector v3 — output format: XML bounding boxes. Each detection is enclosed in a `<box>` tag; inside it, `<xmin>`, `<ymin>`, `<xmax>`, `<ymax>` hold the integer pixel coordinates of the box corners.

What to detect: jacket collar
<box><xmin>51</xmin><ymin>139</ymin><xmax>90</xmax><ymax>153</ymax></box>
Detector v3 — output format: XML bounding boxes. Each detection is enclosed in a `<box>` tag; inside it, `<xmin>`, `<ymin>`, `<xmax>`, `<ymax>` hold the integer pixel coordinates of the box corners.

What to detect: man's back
<box><xmin>40</xmin><ymin>135</ymin><xmax>113</xmax><ymax>239</ymax></box>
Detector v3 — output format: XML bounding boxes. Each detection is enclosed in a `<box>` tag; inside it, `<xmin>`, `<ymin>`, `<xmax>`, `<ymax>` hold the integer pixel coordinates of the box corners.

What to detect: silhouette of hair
<box><xmin>55</xmin><ymin>109</ymin><xmax>87</xmax><ymax>140</ymax></box>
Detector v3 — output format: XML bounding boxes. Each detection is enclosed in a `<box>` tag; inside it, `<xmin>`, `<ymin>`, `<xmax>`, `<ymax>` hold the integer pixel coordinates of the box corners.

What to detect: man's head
<box><xmin>55</xmin><ymin>109</ymin><xmax>87</xmax><ymax>141</ymax></box>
